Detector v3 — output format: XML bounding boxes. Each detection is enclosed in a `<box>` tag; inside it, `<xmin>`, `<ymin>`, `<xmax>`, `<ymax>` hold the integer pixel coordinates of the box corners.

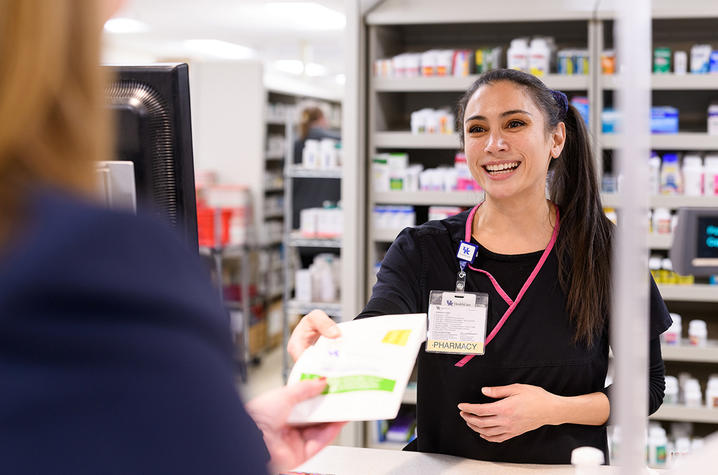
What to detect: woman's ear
<box><xmin>551</xmin><ymin>122</ymin><xmax>566</xmax><ymax>159</ymax></box>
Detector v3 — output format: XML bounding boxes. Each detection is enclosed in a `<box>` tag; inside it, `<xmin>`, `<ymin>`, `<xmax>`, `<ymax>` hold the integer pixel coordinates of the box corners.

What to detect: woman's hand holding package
<box><xmin>457</xmin><ymin>383</ymin><xmax>558</xmax><ymax>443</ymax></box>
<box><xmin>287</xmin><ymin>309</ymin><xmax>341</xmax><ymax>361</ymax></box>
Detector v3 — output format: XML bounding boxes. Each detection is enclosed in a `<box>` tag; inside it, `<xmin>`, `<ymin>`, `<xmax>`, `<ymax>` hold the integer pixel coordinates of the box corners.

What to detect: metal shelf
<box><xmin>265</xmin><ymin>151</ymin><xmax>285</xmax><ymax>160</ymax></box>
<box><xmin>266</xmin><ymin>117</ymin><xmax>286</xmax><ymax>125</ymax></box>
<box><xmin>649</xmin><ymin>404</ymin><xmax>718</xmax><ymax>424</ymax></box>
<box><xmin>198</xmin><ymin>244</ymin><xmax>248</xmax><ymax>259</ymax></box>
<box><xmin>599</xmin><ymin>133</ymin><xmax>718</xmax><ymax>150</ymax></box>
<box><xmin>366</xmin><ymin>0</ymin><xmax>595</xmax><ymax>25</ymax></box>
<box><xmin>373</xmin><ymin>190</ymin><xmax>483</xmax><ymax>207</ymax></box>
<box><xmin>373</xmin><ymin>74</ymin><xmax>588</xmax><ymax>92</ymax></box>
<box><xmin>657</xmin><ymin>284</ymin><xmax>718</xmax><ymax>303</ymax></box>
<box><xmin>286</xmin><ymin>167</ymin><xmax>342</xmax><ymax>179</ymax></box>
<box><xmin>602</xmin><ymin>74</ymin><xmax>718</xmax><ymax>90</ymax></box>
<box><xmin>601</xmin><ymin>194</ymin><xmax>718</xmax><ymax>209</ymax></box>
<box><xmin>661</xmin><ymin>341</ymin><xmax>718</xmax><ymax>363</ymax></box>
<box><xmin>288</xmin><ymin>231</ymin><xmax>342</xmax><ymax>248</ymax></box>
<box><xmin>264</xmin><ymin>211</ymin><xmax>284</xmax><ymax>219</ymax></box>
<box><xmin>646</xmin><ymin>234</ymin><xmax>672</xmax><ymax>250</ymax></box>
<box><xmin>264</xmin><ymin>185</ymin><xmax>284</xmax><ymax>193</ymax></box>
<box><xmin>374</xmin><ymin>131</ymin><xmax>460</xmax><ymax>149</ymax></box>
<box><xmin>286</xmin><ymin>300</ymin><xmax>342</xmax><ymax>318</ymax></box>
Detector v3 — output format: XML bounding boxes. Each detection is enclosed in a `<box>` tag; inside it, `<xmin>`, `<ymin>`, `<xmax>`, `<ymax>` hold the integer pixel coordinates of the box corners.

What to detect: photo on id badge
<box><xmin>426</xmin><ymin>289</ymin><xmax>488</xmax><ymax>355</ymax></box>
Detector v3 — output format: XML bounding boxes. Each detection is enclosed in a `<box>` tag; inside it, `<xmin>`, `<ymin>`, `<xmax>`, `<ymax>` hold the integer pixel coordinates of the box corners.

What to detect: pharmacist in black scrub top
<box><xmin>288</xmin><ymin>68</ymin><xmax>672</xmax><ymax>464</ymax></box>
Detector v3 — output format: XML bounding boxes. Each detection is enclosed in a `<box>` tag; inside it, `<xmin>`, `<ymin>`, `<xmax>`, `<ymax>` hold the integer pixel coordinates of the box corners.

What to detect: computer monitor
<box><xmin>104</xmin><ymin>63</ymin><xmax>198</xmax><ymax>249</ymax></box>
<box><xmin>671</xmin><ymin>208</ymin><xmax>718</xmax><ymax>276</ymax></box>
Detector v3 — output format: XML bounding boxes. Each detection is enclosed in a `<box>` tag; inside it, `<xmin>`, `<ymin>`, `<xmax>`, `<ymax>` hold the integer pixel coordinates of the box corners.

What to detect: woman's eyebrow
<box><xmin>464</xmin><ymin>109</ymin><xmax>532</xmax><ymax>124</ymax></box>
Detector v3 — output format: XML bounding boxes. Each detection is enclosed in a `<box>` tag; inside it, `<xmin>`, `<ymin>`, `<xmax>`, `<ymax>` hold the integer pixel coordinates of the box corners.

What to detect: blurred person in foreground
<box><xmin>0</xmin><ymin>1</ymin><xmax>342</xmax><ymax>473</ymax></box>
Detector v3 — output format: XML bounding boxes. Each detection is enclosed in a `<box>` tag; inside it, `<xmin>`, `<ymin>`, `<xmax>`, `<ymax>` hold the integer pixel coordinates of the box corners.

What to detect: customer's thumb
<box><xmin>284</xmin><ymin>377</ymin><xmax>329</xmax><ymax>404</ymax></box>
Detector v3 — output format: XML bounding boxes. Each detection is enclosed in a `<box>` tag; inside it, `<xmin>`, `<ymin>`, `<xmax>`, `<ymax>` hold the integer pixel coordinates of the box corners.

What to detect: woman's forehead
<box><xmin>466</xmin><ymin>81</ymin><xmax>538</xmax><ymax>115</ymax></box>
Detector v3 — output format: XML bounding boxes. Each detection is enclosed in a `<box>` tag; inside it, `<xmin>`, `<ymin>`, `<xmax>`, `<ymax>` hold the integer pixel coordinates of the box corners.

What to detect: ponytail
<box><xmin>549</xmin><ymin>104</ymin><xmax>613</xmax><ymax>348</ymax></box>
<box><xmin>457</xmin><ymin>69</ymin><xmax>612</xmax><ymax>347</ymax></box>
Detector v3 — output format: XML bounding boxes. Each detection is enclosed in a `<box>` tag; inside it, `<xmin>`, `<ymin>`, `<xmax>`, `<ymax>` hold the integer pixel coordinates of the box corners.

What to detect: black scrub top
<box><xmin>357</xmin><ymin>209</ymin><xmax>672</xmax><ymax>464</ymax></box>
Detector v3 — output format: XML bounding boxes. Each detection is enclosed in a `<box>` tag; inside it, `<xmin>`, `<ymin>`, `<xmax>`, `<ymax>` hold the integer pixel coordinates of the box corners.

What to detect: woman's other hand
<box><xmin>287</xmin><ymin>309</ymin><xmax>341</xmax><ymax>362</ymax></box>
<box><xmin>246</xmin><ymin>379</ymin><xmax>346</xmax><ymax>472</ymax></box>
<box><xmin>457</xmin><ymin>384</ymin><xmax>558</xmax><ymax>443</ymax></box>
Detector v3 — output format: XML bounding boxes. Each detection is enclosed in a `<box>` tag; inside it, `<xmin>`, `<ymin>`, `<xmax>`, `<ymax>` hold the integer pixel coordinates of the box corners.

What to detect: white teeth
<box><xmin>485</xmin><ymin>161</ymin><xmax>519</xmax><ymax>172</ymax></box>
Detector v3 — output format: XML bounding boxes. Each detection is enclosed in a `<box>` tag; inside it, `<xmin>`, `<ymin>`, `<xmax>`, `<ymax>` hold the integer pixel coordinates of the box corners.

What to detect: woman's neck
<box><xmin>473</xmin><ymin>193</ymin><xmax>556</xmax><ymax>254</ymax></box>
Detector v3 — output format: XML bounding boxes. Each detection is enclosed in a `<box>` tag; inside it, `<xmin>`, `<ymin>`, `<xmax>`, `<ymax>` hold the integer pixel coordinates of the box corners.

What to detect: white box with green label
<box><xmin>287</xmin><ymin>313</ymin><xmax>427</xmax><ymax>424</ymax></box>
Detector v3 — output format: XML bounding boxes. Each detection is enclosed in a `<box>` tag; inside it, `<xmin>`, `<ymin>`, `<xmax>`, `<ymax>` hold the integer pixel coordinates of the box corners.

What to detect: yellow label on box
<box><xmin>382</xmin><ymin>329</ymin><xmax>411</xmax><ymax>346</ymax></box>
<box><xmin>426</xmin><ymin>340</ymin><xmax>483</xmax><ymax>354</ymax></box>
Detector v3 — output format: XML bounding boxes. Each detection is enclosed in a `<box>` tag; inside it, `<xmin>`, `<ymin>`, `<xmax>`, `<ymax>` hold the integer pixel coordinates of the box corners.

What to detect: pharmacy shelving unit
<box><xmin>596</xmin><ymin>3</ymin><xmax>718</xmax><ymax>439</ymax></box>
<box><xmin>199</xmin><ymin>244</ymin><xmax>252</xmax><ymax>379</ymax></box>
<box><xmin>281</xmin><ymin>165</ymin><xmax>343</xmax><ymax>382</ymax></box>
<box><xmin>353</xmin><ymin>0</ymin><xmax>718</xmax><ymax>450</ymax></box>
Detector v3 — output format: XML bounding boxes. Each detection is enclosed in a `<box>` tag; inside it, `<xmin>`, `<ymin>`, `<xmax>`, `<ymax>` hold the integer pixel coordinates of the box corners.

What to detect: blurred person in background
<box><xmin>292</xmin><ymin>105</ymin><xmax>341</xmax><ymax>266</ymax></box>
<box><xmin>0</xmin><ymin>1</ymin><xmax>342</xmax><ymax>473</ymax></box>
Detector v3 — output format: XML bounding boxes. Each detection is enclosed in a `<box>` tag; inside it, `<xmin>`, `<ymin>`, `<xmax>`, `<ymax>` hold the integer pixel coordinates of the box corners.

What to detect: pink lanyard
<box><xmin>454</xmin><ymin>203</ymin><xmax>560</xmax><ymax>368</ymax></box>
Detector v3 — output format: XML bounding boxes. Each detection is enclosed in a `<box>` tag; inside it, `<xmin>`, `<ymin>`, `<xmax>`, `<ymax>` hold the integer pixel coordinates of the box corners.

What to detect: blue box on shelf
<box><xmin>651</xmin><ymin>106</ymin><xmax>679</xmax><ymax>134</ymax></box>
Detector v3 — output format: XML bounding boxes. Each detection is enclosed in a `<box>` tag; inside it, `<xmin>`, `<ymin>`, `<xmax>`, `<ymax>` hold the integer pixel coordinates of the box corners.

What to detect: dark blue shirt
<box><xmin>0</xmin><ymin>189</ymin><xmax>269</xmax><ymax>474</ymax></box>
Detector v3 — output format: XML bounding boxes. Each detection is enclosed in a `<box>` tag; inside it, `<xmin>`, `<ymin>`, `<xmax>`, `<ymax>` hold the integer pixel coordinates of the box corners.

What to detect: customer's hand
<box><xmin>287</xmin><ymin>309</ymin><xmax>341</xmax><ymax>362</ymax></box>
<box><xmin>458</xmin><ymin>383</ymin><xmax>558</xmax><ymax>443</ymax></box>
<box><xmin>246</xmin><ymin>379</ymin><xmax>346</xmax><ymax>472</ymax></box>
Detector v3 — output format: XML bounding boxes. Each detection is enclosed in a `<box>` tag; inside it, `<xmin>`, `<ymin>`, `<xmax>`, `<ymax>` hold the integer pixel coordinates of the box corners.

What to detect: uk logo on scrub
<box><xmin>457</xmin><ymin>241</ymin><xmax>477</xmax><ymax>263</ymax></box>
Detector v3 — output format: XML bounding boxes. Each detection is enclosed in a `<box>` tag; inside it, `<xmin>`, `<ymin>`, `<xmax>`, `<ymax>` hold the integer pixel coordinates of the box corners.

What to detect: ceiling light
<box><xmin>263</xmin><ymin>2</ymin><xmax>346</xmax><ymax>31</ymax></box>
<box><xmin>182</xmin><ymin>40</ymin><xmax>255</xmax><ymax>60</ymax></box>
<box><xmin>104</xmin><ymin>18</ymin><xmax>150</xmax><ymax>34</ymax></box>
<box><xmin>305</xmin><ymin>62</ymin><xmax>327</xmax><ymax>77</ymax></box>
<box><xmin>274</xmin><ymin>59</ymin><xmax>305</xmax><ymax>75</ymax></box>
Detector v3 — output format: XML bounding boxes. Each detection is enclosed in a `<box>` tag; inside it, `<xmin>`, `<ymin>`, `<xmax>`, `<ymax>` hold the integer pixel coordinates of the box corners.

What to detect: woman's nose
<box><xmin>484</xmin><ymin>131</ymin><xmax>508</xmax><ymax>154</ymax></box>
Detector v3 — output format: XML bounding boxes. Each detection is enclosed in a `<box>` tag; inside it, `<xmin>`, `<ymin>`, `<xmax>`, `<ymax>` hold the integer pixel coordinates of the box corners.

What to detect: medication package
<box><xmin>287</xmin><ymin>313</ymin><xmax>427</xmax><ymax>424</ymax></box>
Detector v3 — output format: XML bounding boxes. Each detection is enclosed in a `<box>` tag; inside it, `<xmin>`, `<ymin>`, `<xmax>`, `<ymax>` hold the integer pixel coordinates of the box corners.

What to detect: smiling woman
<box><xmin>288</xmin><ymin>68</ymin><xmax>674</xmax><ymax>464</ymax></box>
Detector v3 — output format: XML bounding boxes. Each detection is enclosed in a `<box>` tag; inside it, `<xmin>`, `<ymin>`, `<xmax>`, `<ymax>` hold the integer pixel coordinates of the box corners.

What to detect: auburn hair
<box><xmin>0</xmin><ymin>0</ymin><xmax>111</xmax><ymax>237</ymax></box>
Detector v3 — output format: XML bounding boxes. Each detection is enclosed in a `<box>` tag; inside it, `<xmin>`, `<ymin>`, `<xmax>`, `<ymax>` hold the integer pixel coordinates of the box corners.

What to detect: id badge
<box><xmin>426</xmin><ymin>290</ymin><xmax>489</xmax><ymax>355</ymax></box>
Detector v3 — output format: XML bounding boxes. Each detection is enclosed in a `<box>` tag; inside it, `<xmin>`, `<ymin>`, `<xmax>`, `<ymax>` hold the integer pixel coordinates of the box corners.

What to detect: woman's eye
<box><xmin>507</xmin><ymin>120</ymin><xmax>525</xmax><ymax>128</ymax></box>
<box><xmin>468</xmin><ymin>125</ymin><xmax>485</xmax><ymax>133</ymax></box>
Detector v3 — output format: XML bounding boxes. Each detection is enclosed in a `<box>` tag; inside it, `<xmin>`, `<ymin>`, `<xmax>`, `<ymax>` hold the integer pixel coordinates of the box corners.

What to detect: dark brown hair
<box><xmin>299</xmin><ymin>106</ymin><xmax>324</xmax><ymax>140</ymax></box>
<box><xmin>457</xmin><ymin>68</ymin><xmax>612</xmax><ymax>347</ymax></box>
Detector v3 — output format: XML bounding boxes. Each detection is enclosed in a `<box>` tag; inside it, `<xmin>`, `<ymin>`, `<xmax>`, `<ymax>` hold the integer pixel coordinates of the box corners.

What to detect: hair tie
<box><xmin>551</xmin><ymin>90</ymin><xmax>569</xmax><ymax>118</ymax></box>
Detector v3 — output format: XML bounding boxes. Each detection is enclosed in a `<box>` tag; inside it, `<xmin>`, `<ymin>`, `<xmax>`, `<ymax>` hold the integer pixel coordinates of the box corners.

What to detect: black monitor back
<box><xmin>105</xmin><ymin>63</ymin><xmax>198</xmax><ymax>249</ymax></box>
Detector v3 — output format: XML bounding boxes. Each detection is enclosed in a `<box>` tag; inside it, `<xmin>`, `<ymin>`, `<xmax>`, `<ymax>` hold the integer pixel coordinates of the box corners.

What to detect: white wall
<box><xmin>189</xmin><ymin>59</ymin><xmax>267</xmax><ymax>231</ymax></box>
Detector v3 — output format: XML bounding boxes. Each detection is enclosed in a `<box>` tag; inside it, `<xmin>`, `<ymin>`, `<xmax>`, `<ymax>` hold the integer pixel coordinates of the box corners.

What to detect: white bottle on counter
<box><xmin>704</xmin><ymin>155</ymin><xmax>718</xmax><ymax>196</ymax></box>
<box><xmin>571</xmin><ymin>446</ymin><xmax>604</xmax><ymax>475</ymax></box>
<box><xmin>682</xmin><ymin>154</ymin><xmax>704</xmax><ymax>196</ymax></box>
<box><xmin>688</xmin><ymin>319</ymin><xmax>707</xmax><ymax>347</ymax></box>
